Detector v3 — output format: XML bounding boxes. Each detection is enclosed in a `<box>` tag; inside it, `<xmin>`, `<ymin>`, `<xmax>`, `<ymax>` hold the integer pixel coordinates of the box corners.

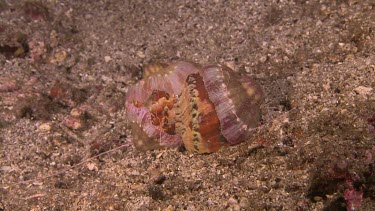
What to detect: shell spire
<box><xmin>200</xmin><ymin>65</ymin><xmax>263</xmax><ymax>145</ymax></box>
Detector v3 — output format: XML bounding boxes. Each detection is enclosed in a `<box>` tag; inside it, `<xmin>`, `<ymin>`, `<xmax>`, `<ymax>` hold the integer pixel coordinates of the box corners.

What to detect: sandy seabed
<box><xmin>0</xmin><ymin>1</ymin><xmax>374</xmax><ymax>210</ymax></box>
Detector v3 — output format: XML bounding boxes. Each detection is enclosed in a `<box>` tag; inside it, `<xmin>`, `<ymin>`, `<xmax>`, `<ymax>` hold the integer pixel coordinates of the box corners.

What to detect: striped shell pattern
<box><xmin>125</xmin><ymin>61</ymin><xmax>263</xmax><ymax>154</ymax></box>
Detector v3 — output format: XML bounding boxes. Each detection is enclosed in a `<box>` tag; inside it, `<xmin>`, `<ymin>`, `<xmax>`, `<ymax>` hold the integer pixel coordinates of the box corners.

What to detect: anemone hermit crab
<box><xmin>125</xmin><ymin>61</ymin><xmax>264</xmax><ymax>154</ymax></box>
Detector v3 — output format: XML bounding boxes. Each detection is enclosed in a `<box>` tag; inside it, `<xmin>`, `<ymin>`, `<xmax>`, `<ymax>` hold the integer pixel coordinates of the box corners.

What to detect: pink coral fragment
<box><xmin>344</xmin><ymin>188</ymin><xmax>363</xmax><ymax>211</ymax></box>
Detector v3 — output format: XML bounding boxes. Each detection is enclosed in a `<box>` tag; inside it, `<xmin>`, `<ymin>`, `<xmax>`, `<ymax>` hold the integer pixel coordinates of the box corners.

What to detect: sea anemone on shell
<box><xmin>126</xmin><ymin>61</ymin><xmax>263</xmax><ymax>153</ymax></box>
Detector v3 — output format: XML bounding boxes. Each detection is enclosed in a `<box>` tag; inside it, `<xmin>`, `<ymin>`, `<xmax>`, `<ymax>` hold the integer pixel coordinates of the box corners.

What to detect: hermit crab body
<box><xmin>126</xmin><ymin>61</ymin><xmax>263</xmax><ymax>154</ymax></box>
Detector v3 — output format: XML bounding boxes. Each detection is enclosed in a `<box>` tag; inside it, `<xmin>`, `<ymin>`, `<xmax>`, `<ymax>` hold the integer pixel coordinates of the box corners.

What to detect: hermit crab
<box><xmin>125</xmin><ymin>61</ymin><xmax>263</xmax><ymax>154</ymax></box>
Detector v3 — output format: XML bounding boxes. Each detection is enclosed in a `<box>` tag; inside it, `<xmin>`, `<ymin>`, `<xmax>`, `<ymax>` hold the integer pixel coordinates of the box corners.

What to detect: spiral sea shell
<box><xmin>126</xmin><ymin>61</ymin><xmax>263</xmax><ymax>154</ymax></box>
